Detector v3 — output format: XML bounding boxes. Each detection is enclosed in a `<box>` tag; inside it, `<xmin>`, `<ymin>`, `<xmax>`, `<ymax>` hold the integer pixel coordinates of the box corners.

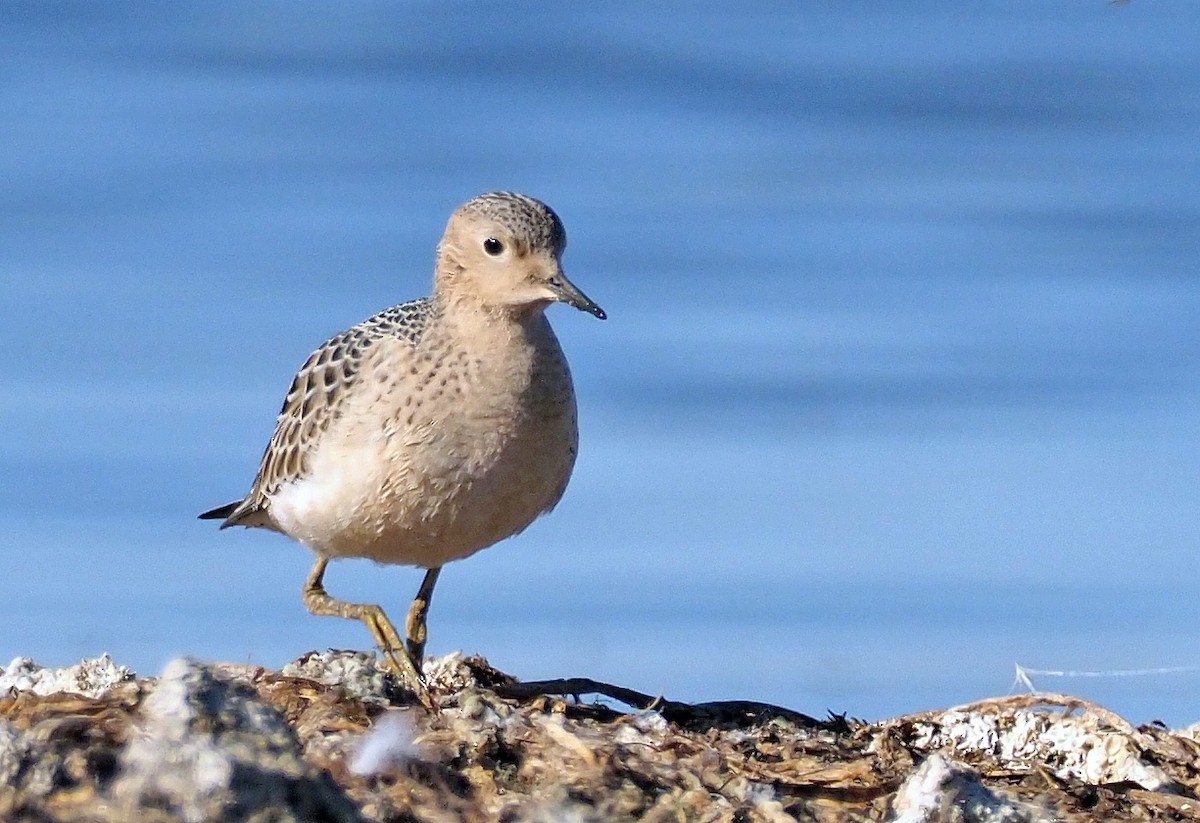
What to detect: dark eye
<box><xmin>483</xmin><ymin>237</ymin><xmax>504</xmax><ymax>256</ymax></box>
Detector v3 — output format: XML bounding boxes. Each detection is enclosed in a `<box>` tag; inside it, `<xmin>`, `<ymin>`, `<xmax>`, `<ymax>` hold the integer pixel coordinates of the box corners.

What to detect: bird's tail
<box><xmin>198</xmin><ymin>501</ymin><xmax>240</xmax><ymax>521</ymax></box>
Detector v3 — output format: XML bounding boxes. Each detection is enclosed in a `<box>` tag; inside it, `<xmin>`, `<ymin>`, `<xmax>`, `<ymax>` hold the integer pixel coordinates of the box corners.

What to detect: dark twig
<box><xmin>494</xmin><ymin>677</ymin><xmax>821</xmax><ymax>728</ymax></box>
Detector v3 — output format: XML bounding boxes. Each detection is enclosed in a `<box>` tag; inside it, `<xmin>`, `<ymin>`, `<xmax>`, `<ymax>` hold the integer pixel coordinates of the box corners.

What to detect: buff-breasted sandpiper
<box><xmin>200</xmin><ymin>192</ymin><xmax>605</xmax><ymax>699</ymax></box>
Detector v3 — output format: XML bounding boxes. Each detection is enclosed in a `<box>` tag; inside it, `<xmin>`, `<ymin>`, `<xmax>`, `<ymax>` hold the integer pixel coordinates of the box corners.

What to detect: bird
<box><xmin>199</xmin><ymin>191</ymin><xmax>605</xmax><ymax>700</ymax></box>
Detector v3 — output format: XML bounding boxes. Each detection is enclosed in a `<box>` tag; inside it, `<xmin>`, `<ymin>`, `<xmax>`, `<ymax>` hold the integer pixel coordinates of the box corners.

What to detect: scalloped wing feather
<box><xmin>217</xmin><ymin>298</ymin><xmax>434</xmax><ymax>527</ymax></box>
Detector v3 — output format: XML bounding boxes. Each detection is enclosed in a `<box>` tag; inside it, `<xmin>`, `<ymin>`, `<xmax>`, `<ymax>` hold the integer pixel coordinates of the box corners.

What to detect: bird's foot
<box><xmin>361</xmin><ymin>605</ymin><xmax>434</xmax><ymax>710</ymax></box>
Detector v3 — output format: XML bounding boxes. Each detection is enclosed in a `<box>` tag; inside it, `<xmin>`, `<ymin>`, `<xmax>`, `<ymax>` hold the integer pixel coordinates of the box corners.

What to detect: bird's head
<box><xmin>435</xmin><ymin>192</ymin><xmax>606</xmax><ymax>320</ymax></box>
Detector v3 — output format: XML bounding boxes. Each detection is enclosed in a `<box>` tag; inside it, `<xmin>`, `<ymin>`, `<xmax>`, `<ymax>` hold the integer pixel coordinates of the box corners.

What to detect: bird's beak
<box><xmin>547</xmin><ymin>268</ymin><xmax>606</xmax><ymax>320</ymax></box>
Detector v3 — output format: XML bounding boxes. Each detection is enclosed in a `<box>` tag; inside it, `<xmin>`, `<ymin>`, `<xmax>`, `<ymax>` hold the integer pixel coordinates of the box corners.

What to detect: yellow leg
<box><xmin>301</xmin><ymin>557</ymin><xmax>430</xmax><ymax>705</ymax></box>
<box><xmin>405</xmin><ymin>567</ymin><xmax>441</xmax><ymax>665</ymax></box>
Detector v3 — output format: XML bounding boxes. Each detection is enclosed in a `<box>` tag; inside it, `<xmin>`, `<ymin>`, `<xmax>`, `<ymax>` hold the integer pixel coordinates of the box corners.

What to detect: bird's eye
<box><xmin>483</xmin><ymin>238</ymin><xmax>504</xmax><ymax>256</ymax></box>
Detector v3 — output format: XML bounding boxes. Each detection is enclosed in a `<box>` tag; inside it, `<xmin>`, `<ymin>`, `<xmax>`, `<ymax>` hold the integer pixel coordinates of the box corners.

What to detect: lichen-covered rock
<box><xmin>281</xmin><ymin>650</ymin><xmax>397</xmax><ymax>705</ymax></box>
<box><xmin>900</xmin><ymin>701</ymin><xmax>1172</xmax><ymax>790</ymax></box>
<box><xmin>112</xmin><ymin>658</ymin><xmax>363</xmax><ymax>823</ymax></box>
<box><xmin>0</xmin><ymin>654</ymin><xmax>131</xmax><ymax>698</ymax></box>
<box><xmin>890</xmin><ymin>754</ymin><xmax>1051</xmax><ymax>823</ymax></box>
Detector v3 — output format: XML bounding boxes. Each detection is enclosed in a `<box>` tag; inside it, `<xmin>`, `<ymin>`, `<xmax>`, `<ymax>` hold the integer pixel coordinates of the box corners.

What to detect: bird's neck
<box><xmin>434</xmin><ymin>289</ymin><xmax>548</xmax><ymax>335</ymax></box>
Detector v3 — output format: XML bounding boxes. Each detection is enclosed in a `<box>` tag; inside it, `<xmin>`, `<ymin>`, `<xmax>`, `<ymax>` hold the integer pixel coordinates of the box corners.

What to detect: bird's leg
<box><xmin>301</xmin><ymin>556</ymin><xmax>431</xmax><ymax>705</ymax></box>
<box><xmin>405</xmin><ymin>566</ymin><xmax>442</xmax><ymax>666</ymax></box>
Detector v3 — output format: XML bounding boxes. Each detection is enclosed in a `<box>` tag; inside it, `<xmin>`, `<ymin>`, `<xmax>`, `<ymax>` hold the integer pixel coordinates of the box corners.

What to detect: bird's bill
<box><xmin>547</xmin><ymin>270</ymin><xmax>606</xmax><ymax>320</ymax></box>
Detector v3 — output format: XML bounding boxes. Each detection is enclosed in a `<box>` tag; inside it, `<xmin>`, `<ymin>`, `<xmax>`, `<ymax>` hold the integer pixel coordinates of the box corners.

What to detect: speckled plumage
<box><xmin>222</xmin><ymin>298</ymin><xmax>436</xmax><ymax>524</ymax></box>
<box><xmin>455</xmin><ymin>191</ymin><xmax>567</xmax><ymax>252</ymax></box>
<box><xmin>200</xmin><ymin>192</ymin><xmax>605</xmax><ymax>691</ymax></box>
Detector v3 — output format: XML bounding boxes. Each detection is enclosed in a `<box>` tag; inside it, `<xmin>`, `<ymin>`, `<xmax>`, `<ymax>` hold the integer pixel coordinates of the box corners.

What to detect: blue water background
<box><xmin>3</xmin><ymin>2</ymin><xmax>1199</xmax><ymax>724</ymax></box>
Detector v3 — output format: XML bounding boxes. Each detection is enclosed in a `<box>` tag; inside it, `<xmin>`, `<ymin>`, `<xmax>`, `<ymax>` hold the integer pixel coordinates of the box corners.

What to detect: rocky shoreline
<box><xmin>2</xmin><ymin>652</ymin><xmax>1198</xmax><ymax>822</ymax></box>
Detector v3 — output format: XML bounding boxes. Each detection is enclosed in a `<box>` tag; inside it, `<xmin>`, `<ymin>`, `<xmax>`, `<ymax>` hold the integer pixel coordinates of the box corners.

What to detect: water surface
<box><xmin>2</xmin><ymin>1</ymin><xmax>1199</xmax><ymax>724</ymax></box>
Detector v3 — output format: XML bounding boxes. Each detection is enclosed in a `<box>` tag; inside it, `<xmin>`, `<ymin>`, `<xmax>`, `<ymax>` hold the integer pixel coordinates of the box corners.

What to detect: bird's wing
<box><xmin>218</xmin><ymin>297</ymin><xmax>434</xmax><ymax>527</ymax></box>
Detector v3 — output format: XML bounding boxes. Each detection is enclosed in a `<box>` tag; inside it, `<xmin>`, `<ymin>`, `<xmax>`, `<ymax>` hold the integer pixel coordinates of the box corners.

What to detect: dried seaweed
<box><xmin>3</xmin><ymin>652</ymin><xmax>1199</xmax><ymax>822</ymax></box>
